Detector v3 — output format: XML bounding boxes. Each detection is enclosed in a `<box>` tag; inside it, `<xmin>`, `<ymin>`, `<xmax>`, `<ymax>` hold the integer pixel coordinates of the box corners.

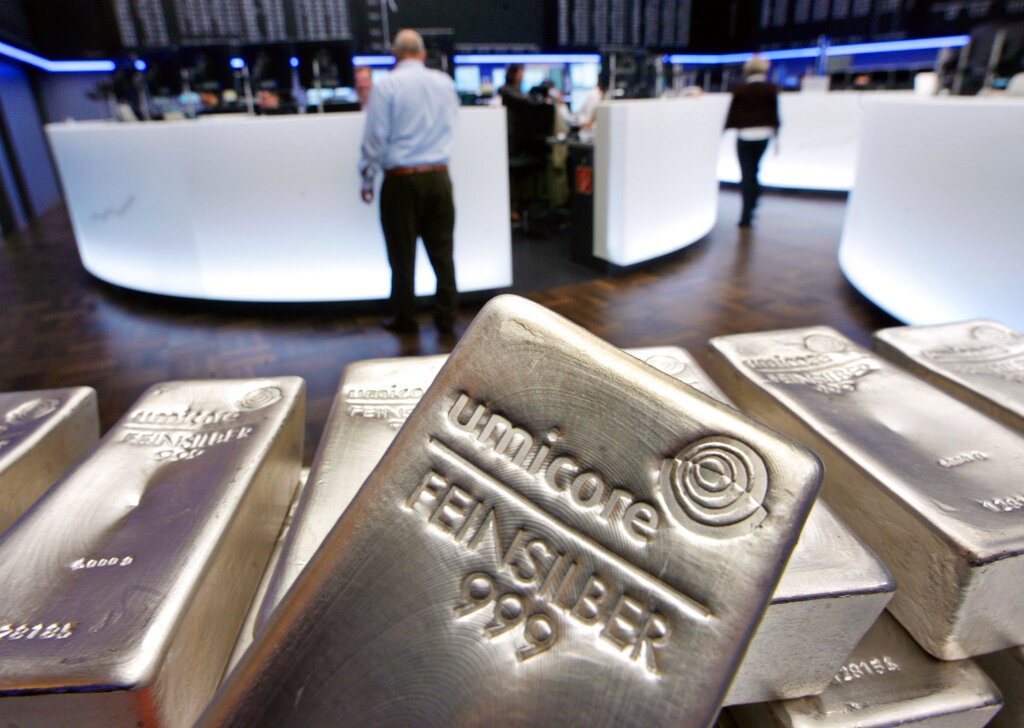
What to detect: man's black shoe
<box><xmin>382</xmin><ymin>317</ymin><xmax>419</xmax><ymax>334</ymax></box>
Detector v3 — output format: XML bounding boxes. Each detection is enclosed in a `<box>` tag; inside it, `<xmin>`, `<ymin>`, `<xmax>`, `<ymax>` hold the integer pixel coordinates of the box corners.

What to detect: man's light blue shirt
<box><xmin>358</xmin><ymin>59</ymin><xmax>459</xmax><ymax>185</ymax></box>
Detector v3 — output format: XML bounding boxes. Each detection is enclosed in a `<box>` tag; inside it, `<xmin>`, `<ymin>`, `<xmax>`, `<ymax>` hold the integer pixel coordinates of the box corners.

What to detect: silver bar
<box><xmin>726</xmin><ymin>499</ymin><xmax>894</xmax><ymax>705</ymax></box>
<box><xmin>630</xmin><ymin>347</ymin><xmax>895</xmax><ymax>705</ymax></box>
<box><xmin>976</xmin><ymin>646</ymin><xmax>1024</xmax><ymax>728</ymax></box>
<box><xmin>0</xmin><ymin>387</ymin><xmax>99</xmax><ymax>535</ymax></box>
<box><xmin>0</xmin><ymin>377</ymin><xmax>304</xmax><ymax>728</ymax></box>
<box><xmin>708</xmin><ymin>326</ymin><xmax>1024</xmax><ymax>659</ymax></box>
<box><xmin>874</xmin><ymin>319</ymin><xmax>1024</xmax><ymax>433</ymax></box>
<box><xmin>256</xmin><ymin>355</ymin><xmax>447</xmax><ymax>629</ymax></box>
<box><xmin>728</xmin><ymin>612</ymin><xmax>1003</xmax><ymax>728</ymax></box>
<box><xmin>198</xmin><ymin>295</ymin><xmax>822</xmax><ymax>728</ymax></box>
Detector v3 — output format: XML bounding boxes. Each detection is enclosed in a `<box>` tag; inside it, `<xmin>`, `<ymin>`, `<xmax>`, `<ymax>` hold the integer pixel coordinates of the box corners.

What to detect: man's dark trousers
<box><xmin>379</xmin><ymin>169</ymin><xmax>458</xmax><ymax>329</ymax></box>
<box><xmin>737</xmin><ymin>138</ymin><xmax>769</xmax><ymax>226</ymax></box>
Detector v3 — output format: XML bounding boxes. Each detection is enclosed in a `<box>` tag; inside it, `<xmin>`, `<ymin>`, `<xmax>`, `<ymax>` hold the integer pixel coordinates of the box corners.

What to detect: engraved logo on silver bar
<box><xmin>921</xmin><ymin>324</ymin><xmax>1024</xmax><ymax>383</ymax></box>
<box><xmin>238</xmin><ymin>386</ymin><xmax>284</xmax><ymax>409</ymax></box>
<box><xmin>118</xmin><ymin>395</ymin><xmax>261</xmax><ymax>462</ymax></box>
<box><xmin>643</xmin><ymin>354</ymin><xmax>688</xmax><ymax>377</ymax></box>
<box><xmin>447</xmin><ymin>393</ymin><xmax>663</xmax><ymax>544</ymax></box>
<box><xmin>344</xmin><ymin>384</ymin><xmax>426</xmax><ymax>428</ymax></box>
<box><xmin>659</xmin><ymin>437</ymin><xmax>768</xmax><ymax>537</ymax></box>
<box><xmin>5</xmin><ymin>398</ymin><xmax>60</xmax><ymax>425</ymax></box>
<box><xmin>0</xmin><ymin>398</ymin><xmax>62</xmax><ymax>444</ymax></box>
<box><xmin>742</xmin><ymin>334</ymin><xmax>877</xmax><ymax>394</ymax></box>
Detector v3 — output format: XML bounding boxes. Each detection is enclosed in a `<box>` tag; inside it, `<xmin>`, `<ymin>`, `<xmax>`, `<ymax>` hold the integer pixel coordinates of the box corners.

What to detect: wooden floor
<box><xmin>0</xmin><ymin>187</ymin><xmax>897</xmax><ymax>463</ymax></box>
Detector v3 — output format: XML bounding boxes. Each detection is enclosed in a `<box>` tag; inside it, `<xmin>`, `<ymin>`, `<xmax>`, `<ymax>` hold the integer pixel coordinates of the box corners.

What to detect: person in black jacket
<box><xmin>724</xmin><ymin>57</ymin><xmax>780</xmax><ymax>228</ymax></box>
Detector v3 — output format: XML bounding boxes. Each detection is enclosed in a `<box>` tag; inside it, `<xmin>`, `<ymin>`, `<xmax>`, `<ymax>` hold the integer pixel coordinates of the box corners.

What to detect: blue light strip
<box><xmin>666</xmin><ymin>34</ymin><xmax>970</xmax><ymax>66</ymax></box>
<box><xmin>44</xmin><ymin>59</ymin><xmax>117</xmax><ymax>72</ymax></box>
<box><xmin>454</xmin><ymin>53</ymin><xmax>602</xmax><ymax>65</ymax></box>
<box><xmin>352</xmin><ymin>55</ymin><xmax>395</xmax><ymax>66</ymax></box>
<box><xmin>826</xmin><ymin>35</ymin><xmax>969</xmax><ymax>55</ymax></box>
<box><xmin>0</xmin><ymin>40</ymin><xmax>116</xmax><ymax>73</ymax></box>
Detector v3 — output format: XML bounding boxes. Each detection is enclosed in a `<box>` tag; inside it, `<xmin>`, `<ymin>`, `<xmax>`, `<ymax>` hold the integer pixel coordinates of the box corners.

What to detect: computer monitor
<box><xmin>522</xmin><ymin>67</ymin><xmax>547</xmax><ymax>92</ymax></box>
<box><xmin>294</xmin><ymin>41</ymin><xmax>355</xmax><ymax>89</ymax></box>
<box><xmin>138</xmin><ymin>50</ymin><xmax>183</xmax><ymax>97</ymax></box>
<box><xmin>570</xmin><ymin>62</ymin><xmax>600</xmax><ymax>89</ymax></box>
<box><xmin>244</xmin><ymin>43</ymin><xmax>295</xmax><ymax>91</ymax></box>
<box><xmin>455</xmin><ymin>65</ymin><xmax>481</xmax><ymax>94</ymax></box>
<box><xmin>569</xmin><ymin>88</ymin><xmax>591</xmax><ymax>113</ymax></box>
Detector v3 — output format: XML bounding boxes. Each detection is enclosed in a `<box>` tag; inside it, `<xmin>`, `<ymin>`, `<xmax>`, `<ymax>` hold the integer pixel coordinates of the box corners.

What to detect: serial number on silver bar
<box><xmin>728</xmin><ymin>611</ymin><xmax>1003</xmax><ymax>728</ymax></box>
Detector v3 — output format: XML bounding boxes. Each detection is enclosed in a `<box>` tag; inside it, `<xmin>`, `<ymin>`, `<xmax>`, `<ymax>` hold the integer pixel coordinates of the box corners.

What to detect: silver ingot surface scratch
<box><xmin>874</xmin><ymin>319</ymin><xmax>1024</xmax><ymax>433</ymax></box>
<box><xmin>728</xmin><ymin>612</ymin><xmax>1003</xmax><ymax>727</ymax></box>
<box><xmin>708</xmin><ymin>326</ymin><xmax>1024</xmax><ymax>660</ymax></box>
<box><xmin>976</xmin><ymin>646</ymin><xmax>1024</xmax><ymax>728</ymax></box>
<box><xmin>629</xmin><ymin>346</ymin><xmax>894</xmax><ymax>705</ymax></box>
<box><xmin>256</xmin><ymin>355</ymin><xmax>446</xmax><ymax>629</ymax></box>
<box><xmin>198</xmin><ymin>295</ymin><xmax>822</xmax><ymax>728</ymax></box>
<box><xmin>0</xmin><ymin>387</ymin><xmax>99</xmax><ymax>536</ymax></box>
<box><xmin>0</xmin><ymin>377</ymin><xmax>304</xmax><ymax>728</ymax></box>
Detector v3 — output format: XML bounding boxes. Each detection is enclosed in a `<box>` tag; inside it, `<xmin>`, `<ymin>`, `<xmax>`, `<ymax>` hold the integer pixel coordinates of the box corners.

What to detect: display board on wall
<box><xmin>111</xmin><ymin>0</ymin><xmax>353</xmax><ymax>48</ymax></box>
<box><xmin>555</xmin><ymin>0</ymin><xmax>692</xmax><ymax>48</ymax></box>
<box><xmin>759</xmin><ymin>0</ymin><xmax>906</xmax><ymax>42</ymax></box>
<box><xmin>108</xmin><ymin>0</ymin><xmax>544</xmax><ymax>51</ymax></box>
<box><xmin>758</xmin><ymin>0</ymin><xmax>1024</xmax><ymax>46</ymax></box>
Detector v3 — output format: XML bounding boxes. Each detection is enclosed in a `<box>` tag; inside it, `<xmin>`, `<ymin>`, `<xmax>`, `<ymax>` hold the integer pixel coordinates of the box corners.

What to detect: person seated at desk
<box><xmin>499</xmin><ymin>64</ymin><xmax>552</xmax><ymax>223</ymax></box>
<box><xmin>256</xmin><ymin>89</ymin><xmax>280</xmax><ymax>113</ymax></box>
<box><xmin>498</xmin><ymin>64</ymin><xmax>532</xmax><ymax>106</ymax></box>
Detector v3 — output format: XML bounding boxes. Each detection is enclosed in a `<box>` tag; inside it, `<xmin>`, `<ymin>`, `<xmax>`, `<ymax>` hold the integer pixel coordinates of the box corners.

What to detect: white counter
<box><xmin>839</xmin><ymin>96</ymin><xmax>1024</xmax><ymax>330</ymax></box>
<box><xmin>717</xmin><ymin>91</ymin><xmax>911</xmax><ymax>192</ymax></box>
<box><xmin>594</xmin><ymin>95</ymin><xmax>729</xmax><ymax>266</ymax></box>
<box><xmin>46</xmin><ymin>109</ymin><xmax>512</xmax><ymax>302</ymax></box>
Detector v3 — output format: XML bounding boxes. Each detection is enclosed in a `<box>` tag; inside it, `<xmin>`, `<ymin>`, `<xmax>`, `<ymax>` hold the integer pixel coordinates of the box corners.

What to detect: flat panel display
<box><xmin>556</xmin><ymin>0</ymin><xmax>691</xmax><ymax>48</ymax></box>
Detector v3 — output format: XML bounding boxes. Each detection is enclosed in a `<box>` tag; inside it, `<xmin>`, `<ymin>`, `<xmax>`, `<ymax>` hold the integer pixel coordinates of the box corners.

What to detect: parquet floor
<box><xmin>0</xmin><ymin>187</ymin><xmax>897</xmax><ymax>463</ymax></box>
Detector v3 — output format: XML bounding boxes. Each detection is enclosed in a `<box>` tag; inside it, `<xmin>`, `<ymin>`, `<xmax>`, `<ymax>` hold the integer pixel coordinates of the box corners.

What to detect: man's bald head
<box><xmin>393</xmin><ymin>29</ymin><xmax>426</xmax><ymax>61</ymax></box>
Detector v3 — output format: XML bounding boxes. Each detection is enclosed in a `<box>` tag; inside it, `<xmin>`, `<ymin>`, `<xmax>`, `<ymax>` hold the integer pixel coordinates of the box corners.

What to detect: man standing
<box><xmin>359</xmin><ymin>29</ymin><xmax>459</xmax><ymax>335</ymax></box>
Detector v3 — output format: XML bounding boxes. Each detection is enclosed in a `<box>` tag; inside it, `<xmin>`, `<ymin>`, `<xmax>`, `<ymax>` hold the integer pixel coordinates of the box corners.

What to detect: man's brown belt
<box><xmin>385</xmin><ymin>163</ymin><xmax>448</xmax><ymax>177</ymax></box>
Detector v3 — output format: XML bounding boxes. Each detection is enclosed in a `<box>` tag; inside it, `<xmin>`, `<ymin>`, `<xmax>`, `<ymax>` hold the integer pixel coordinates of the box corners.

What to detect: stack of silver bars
<box><xmin>0</xmin><ymin>294</ymin><xmax>1022</xmax><ymax>727</ymax></box>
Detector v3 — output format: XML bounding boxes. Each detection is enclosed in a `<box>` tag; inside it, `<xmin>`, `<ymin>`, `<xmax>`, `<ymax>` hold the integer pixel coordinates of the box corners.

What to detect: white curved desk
<box><xmin>717</xmin><ymin>91</ymin><xmax>913</xmax><ymax>192</ymax></box>
<box><xmin>594</xmin><ymin>95</ymin><xmax>729</xmax><ymax>266</ymax></box>
<box><xmin>839</xmin><ymin>96</ymin><xmax>1024</xmax><ymax>330</ymax></box>
<box><xmin>46</xmin><ymin>109</ymin><xmax>512</xmax><ymax>302</ymax></box>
